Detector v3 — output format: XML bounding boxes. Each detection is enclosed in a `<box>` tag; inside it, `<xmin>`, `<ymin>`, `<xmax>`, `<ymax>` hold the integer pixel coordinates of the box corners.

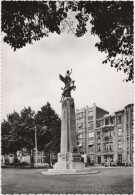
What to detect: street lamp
<box><xmin>34</xmin><ymin>126</ymin><xmax>38</xmax><ymax>168</ymax></box>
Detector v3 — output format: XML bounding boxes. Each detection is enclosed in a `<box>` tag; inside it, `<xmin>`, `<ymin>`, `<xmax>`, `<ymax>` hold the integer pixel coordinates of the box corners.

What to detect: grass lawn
<box><xmin>2</xmin><ymin>167</ymin><xmax>133</xmax><ymax>194</ymax></box>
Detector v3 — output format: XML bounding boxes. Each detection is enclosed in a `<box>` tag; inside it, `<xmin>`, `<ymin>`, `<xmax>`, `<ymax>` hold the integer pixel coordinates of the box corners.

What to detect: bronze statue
<box><xmin>59</xmin><ymin>69</ymin><xmax>76</xmax><ymax>102</ymax></box>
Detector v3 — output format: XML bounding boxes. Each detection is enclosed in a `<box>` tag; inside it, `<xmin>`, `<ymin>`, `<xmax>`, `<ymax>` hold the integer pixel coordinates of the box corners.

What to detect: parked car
<box><xmin>33</xmin><ymin>163</ymin><xmax>49</xmax><ymax>168</ymax></box>
<box><xmin>1</xmin><ymin>163</ymin><xmax>6</xmax><ymax>168</ymax></box>
<box><xmin>104</xmin><ymin>161</ymin><xmax>110</xmax><ymax>167</ymax></box>
<box><xmin>110</xmin><ymin>161</ymin><xmax>116</xmax><ymax>166</ymax></box>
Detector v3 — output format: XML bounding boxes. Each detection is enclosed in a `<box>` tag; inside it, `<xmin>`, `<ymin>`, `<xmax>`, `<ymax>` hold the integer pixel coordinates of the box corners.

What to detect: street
<box><xmin>2</xmin><ymin>167</ymin><xmax>133</xmax><ymax>194</ymax></box>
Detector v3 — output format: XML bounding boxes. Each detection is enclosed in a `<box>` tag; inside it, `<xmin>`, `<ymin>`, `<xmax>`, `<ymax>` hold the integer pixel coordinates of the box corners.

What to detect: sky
<box><xmin>1</xmin><ymin>30</ymin><xmax>134</xmax><ymax>120</ymax></box>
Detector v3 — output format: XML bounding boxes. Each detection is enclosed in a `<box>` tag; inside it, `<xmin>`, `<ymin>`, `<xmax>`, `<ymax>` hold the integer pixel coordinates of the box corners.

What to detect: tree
<box><xmin>20</xmin><ymin>107</ymin><xmax>35</xmax><ymax>167</ymax></box>
<box><xmin>1</xmin><ymin>104</ymin><xmax>61</xmax><ymax>167</ymax></box>
<box><xmin>1</xmin><ymin>108</ymin><xmax>36</xmax><ymax>167</ymax></box>
<box><xmin>1</xmin><ymin>1</ymin><xmax>67</xmax><ymax>49</ymax></box>
<box><xmin>35</xmin><ymin>102</ymin><xmax>61</xmax><ymax>166</ymax></box>
<box><xmin>4</xmin><ymin>111</ymin><xmax>23</xmax><ymax>166</ymax></box>
<box><xmin>75</xmin><ymin>1</ymin><xmax>133</xmax><ymax>82</ymax></box>
<box><xmin>1</xmin><ymin>120</ymin><xmax>12</xmax><ymax>162</ymax></box>
<box><xmin>1</xmin><ymin>1</ymin><xmax>133</xmax><ymax>82</ymax></box>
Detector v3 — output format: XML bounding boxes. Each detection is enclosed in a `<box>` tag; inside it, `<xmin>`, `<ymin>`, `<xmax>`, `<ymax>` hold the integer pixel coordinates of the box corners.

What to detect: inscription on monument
<box><xmin>73</xmin><ymin>157</ymin><xmax>81</xmax><ymax>162</ymax></box>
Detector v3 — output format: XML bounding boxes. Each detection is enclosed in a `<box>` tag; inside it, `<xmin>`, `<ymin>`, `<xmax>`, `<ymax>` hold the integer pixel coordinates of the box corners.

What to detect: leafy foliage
<box><xmin>1</xmin><ymin>103</ymin><xmax>61</xmax><ymax>158</ymax></box>
<box><xmin>1</xmin><ymin>120</ymin><xmax>12</xmax><ymax>155</ymax></box>
<box><xmin>76</xmin><ymin>1</ymin><xmax>134</xmax><ymax>82</ymax></box>
<box><xmin>1</xmin><ymin>1</ymin><xmax>133</xmax><ymax>81</ymax></box>
<box><xmin>20</xmin><ymin>107</ymin><xmax>35</xmax><ymax>152</ymax></box>
<box><xmin>6</xmin><ymin>111</ymin><xmax>23</xmax><ymax>154</ymax></box>
<box><xmin>35</xmin><ymin>102</ymin><xmax>61</xmax><ymax>153</ymax></box>
<box><xmin>2</xmin><ymin>1</ymin><xmax>67</xmax><ymax>50</ymax></box>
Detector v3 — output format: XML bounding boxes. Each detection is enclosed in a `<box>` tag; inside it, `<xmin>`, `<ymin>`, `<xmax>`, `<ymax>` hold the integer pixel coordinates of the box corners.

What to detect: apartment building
<box><xmin>76</xmin><ymin>103</ymin><xmax>133</xmax><ymax>165</ymax></box>
<box><xmin>76</xmin><ymin>103</ymin><xmax>109</xmax><ymax>164</ymax></box>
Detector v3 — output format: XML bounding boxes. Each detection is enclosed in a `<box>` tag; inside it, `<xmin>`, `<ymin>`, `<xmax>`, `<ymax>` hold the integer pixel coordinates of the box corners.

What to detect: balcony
<box><xmin>102</xmin><ymin>124</ymin><xmax>115</xmax><ymax>129</ymax></box>
<box><xmin>103</xmin><ymin>149</ymin><xmax>114</xmax><ymax>154</ymax></box>
<box><xmin>104</xmin><ymin>137</ymin><xmax>109</xmax><ymax>141</ymax></box>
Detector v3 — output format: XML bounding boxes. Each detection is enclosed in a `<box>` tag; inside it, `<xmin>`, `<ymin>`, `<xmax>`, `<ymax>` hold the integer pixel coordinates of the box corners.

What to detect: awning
<box><xmin>88</xmin><ymin>142</ymin><xmax>94</xmax><ymax>146</ymax></box>
<box><xmin>78</xmin><ymin>124</ymin><xmax>82</xmax><ymax>128</ymax></box>
<box><xmin>78</xmin><ymin>143</ymin><xmax>82</xmax><ymax>147</ymax></box>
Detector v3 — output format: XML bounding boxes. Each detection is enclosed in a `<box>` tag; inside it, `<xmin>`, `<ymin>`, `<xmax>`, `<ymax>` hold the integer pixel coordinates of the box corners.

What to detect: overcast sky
<box><xmin>1</xmin><ymin>30</ymin><xmax>133</xmax><ymax>120</ymax></box>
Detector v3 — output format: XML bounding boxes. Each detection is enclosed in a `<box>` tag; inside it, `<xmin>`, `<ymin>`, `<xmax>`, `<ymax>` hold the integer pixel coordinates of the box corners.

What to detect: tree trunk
<box><xmin>49</xmin><ymin>151</ymin><xmax>52</xmax><ymax>168</ymax></box>
<box><xmin>13</xmin><ymin>152</ymin><xmax>17</xmax><ymax>168</ymax></box>
<box><xmin>30</xmin><ymin>149</ymin><xmax>34</xmax><ymax>168</ymax></box>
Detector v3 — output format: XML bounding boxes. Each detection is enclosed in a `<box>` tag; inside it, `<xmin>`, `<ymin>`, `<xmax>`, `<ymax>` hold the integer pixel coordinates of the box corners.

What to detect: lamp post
<box><xmin>34</xmin><ymin>126</ymin><xmax>38</xmax><ymax>168</ymax></box>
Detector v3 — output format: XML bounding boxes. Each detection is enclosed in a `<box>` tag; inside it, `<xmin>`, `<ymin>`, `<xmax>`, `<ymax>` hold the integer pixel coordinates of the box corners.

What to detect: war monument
<box><xmin>42</xmin><ymin>69</ymin><xmax>98</xmax><ymax>174</ymax></box>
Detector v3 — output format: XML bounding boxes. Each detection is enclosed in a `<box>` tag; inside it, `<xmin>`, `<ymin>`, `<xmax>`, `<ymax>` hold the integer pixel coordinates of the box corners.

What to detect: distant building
<box><xmin>76</xmin><ymin>103</ymin><xmax>134</xmax><ymax>165</ymax></box>
<box><xmin>76</xmin><ymin>103</ymin><xmax>109</xmax><ymax>164</ymax></box>
<box><xmin>33</xmin><ymin>150</ymin><xmax>47</xmax><ymax>164</ymax></box>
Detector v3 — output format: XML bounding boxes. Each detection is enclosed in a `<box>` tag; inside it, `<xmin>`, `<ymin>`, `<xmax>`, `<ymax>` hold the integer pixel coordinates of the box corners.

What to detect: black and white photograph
<box><xmin>1</xmin><ymin>1</ymin><xmax>134</xmax><ymax>194</ymax></box>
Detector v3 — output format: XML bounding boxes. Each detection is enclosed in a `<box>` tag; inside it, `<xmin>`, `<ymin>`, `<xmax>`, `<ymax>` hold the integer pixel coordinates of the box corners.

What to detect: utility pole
<box><xmin>35</xmin><ymin>126</ymin><xmax>38</xmax><ymax>168</ymax></box>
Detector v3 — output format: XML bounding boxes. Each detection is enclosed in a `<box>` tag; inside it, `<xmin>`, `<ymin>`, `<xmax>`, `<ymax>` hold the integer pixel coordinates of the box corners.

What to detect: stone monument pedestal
<box><xmin>48</xmin><ymin>97</ymin><xmax>85</xmax><ymax>173</ymax></box>
<box><xmin>52</xmin><ymin>152</ymin><xmax>85</xmax><ymax>170</ymax></box>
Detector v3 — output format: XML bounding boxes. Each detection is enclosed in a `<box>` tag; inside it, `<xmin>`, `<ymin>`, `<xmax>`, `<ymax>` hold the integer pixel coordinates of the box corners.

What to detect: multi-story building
<box><xmin>95</xmin><ymin>113</ymin><xmax>116</xmax><ymax>165</ymax></box>
<box><xmin>95</xmin><ymin>103</ymin><xmax>133</xmax><ymax>165</ymax></box>
<box><xmin>76</xmin><ymin>103</ymin><xmax>133</xmax><ymax>165</ymax></box>
<box><xmin>76</xmin><ymin>103</ymin><xmax>109</xmax><ymax>164</ymax></box>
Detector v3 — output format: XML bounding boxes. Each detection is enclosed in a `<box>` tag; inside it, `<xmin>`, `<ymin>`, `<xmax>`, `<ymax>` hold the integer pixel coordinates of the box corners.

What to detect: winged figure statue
<box><xmin>59</xmin><ymin>69</ymin><xmax>76</xmax><ymax>102</ymax></box>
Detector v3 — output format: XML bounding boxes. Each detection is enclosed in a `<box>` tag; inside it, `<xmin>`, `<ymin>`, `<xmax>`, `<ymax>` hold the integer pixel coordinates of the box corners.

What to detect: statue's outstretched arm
<box><xmin>70</xmin><ymin>69</ymin><xmax>72</xmax><ymax>75</ymax></box>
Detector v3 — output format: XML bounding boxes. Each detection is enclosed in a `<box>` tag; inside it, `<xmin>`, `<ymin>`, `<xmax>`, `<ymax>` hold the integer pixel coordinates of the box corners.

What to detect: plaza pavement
<box><xmin>2</xmin><ymin>166</ymin><xmax>133</xmax><ymax>194</ymax></box>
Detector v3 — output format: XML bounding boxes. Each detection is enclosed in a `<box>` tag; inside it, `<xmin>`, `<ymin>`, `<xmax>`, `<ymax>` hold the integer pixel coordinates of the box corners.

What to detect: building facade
<box><xmin>76</xmin><ymin>103</ymin><xmax>134</xmax><ymax>165</ymax></box>
<box><xmin>76</xmin><ymin>103</ymin><xmax>109</xmax><ymax>164</ymax></box>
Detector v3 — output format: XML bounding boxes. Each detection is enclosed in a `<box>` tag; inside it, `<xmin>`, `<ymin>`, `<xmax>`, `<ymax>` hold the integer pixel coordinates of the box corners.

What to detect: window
<box><xmin>78</xmin><ymin>123</ymin><xmax>83</xmax><ymax>129</ymax></box>
<box><xmin>110</xmin><ymin>130</ymin><xmax>113</xmax><ymax>137</ymax></box>
<box><xmin>89</xmin><ymin>131</ymin><xmax>94</xmax><ymax>138</ymax></box>
<box><xmin>110</xmin><ymin>117</ymin><xmax>114</xmax><ymax>124</ymax></box>
<box><xmin>117</xmin><ymin>116</ymin><xmax>122</xmax><ymax>124</ymax></box>
<box><xmin>126</xmin><ymin>113</ymin><xmax>128</xmax><ymax>122</ymax></box>
<box><xmin>118</xmin><ymin>141</ymin><xmax>122</xmax><ymax>149</ymax></box>
<box><xmin>97</xmin><ymin>144</ymin><xmax>101</xmax><ymax>152</ymax></box>
<box><xmin>118</xmin><ymin>129</ymin><xmax>122</xmax><ymax>137</ymax></box>
<box><xmin>105</xmin><ymin>118</ymin><xmax>109</xmax><ymax>125</ymax></box>
<box><xmin>88</xmin><ymin>111</ymin><xmax>93</xmax><ymax>117</ymax></box>
<box><xmin>88</xmin><ymin>145</ymin><xmax>94</xmax><ymax>153</ymax></box>
<box><xmin>104</xmin><ymin>144</ymin><xmax>109</xmax><ymax>152</ymax></box>
<box><xmin>110</xmin><ymin>143</ymin><xmax>113</xmax><ymax>151</ymax></box>
<box><xmin>105</xmin><ymin>131</ymin><xmax>109</xmax><ymax>138</ymax></box>
<box><xmin>127</xmin><ymin>124</ymin><xmax>129</xmax><ymax>136</ymax></box>
<box><xmin>97</xmin><ymin>132</ymin><xmax>100</xmax><ymax>139</ymax></box>
<box><xmin>127</xmin><ymin>140</ymin><xmax>129</xmax><ymax>150</ymax></box>
<box><xmin>78</xmin><ymin>133</ymin><xmax>83</xmax><ymax>139</ymax></box>
<box><xmin>118</xmin><ymin>154</ymin><xmax>122</xmax><ymax>163</ymax></box>
<box><xmin>88</xmin><ymin>121</ymin><xmax>93</xmax><ymax>129</ymax></box>
<box><xmin>76</xmin><ymin>114</ymin><xmax>79</xmax><ymax>120</ymax></box>
<box><xmin>97</xmin><ymin>121</ymin><xmax>100</xmax><ymax>127</ymax></box>
<box><xmin>88</xmin><ymin>116</ymin><xmax>93</xmax><ymax>120</ymax></box>
<box><xmin>77</xmin><ymin>112</ymin><xmax>83</xmax><ymax>119</ymax></box>
<box><xmin>38</xmin><ymin>158</ymin><xmax>42</xmax><ymax>163</ymax></box>
<box><xmin>104</xmin><ymin>155</ymin><xmax>107</xmax><ymax>162</ymax></box>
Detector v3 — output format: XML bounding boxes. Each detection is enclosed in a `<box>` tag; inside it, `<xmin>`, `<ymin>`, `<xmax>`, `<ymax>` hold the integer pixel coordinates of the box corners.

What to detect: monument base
<box><xmin>42</xmin><ymin>168</ymin><xmax>98</xmax><ymax>175</ymax></box>
<box><xmin>52</xmin><ymin>152</ymin><xmax>85</xmax><ymax>170</ymax></box>
<box><xmin>41</xmin><ymin>152</ymin><xmax>99</xmax><ymax>175</ymax></box>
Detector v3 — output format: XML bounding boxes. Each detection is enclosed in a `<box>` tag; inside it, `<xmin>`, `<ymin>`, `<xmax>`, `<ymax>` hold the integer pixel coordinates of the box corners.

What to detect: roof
<box><xmin>114</xmin><ymin>109</ymin><xmax>125</xmax><ymax>113</ymax></box>
<box><xmin>125</xmin><ymin>103</ymin><xmax>134</xmax><ymax>108</ymax></box>
<box><xmin>103</xmin><ymin>114</ymin><xmax>110</xmax><ymax>118</ymax></box>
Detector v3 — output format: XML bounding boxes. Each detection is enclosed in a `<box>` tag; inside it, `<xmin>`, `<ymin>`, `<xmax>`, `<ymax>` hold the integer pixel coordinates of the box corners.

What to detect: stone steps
<box><xmin>41</xmin><ymin>168</ymin><xmax>99</xmax><ymax>175</ymax></box>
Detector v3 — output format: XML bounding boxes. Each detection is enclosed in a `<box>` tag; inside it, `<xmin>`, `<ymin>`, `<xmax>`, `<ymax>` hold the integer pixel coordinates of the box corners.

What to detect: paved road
<box><xmin>2</xmin><ymin>167</ymin><xmax>133</xmax><ymax>194</ymax></box>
